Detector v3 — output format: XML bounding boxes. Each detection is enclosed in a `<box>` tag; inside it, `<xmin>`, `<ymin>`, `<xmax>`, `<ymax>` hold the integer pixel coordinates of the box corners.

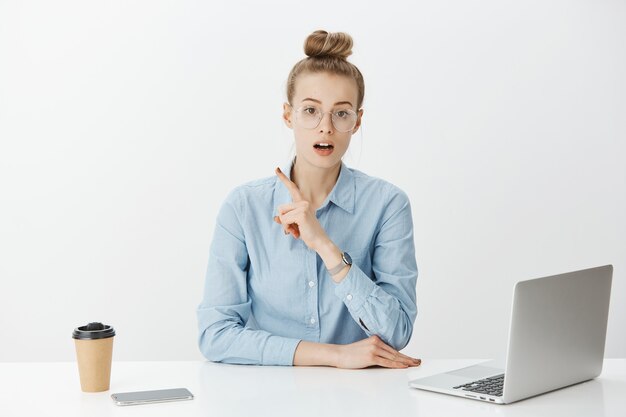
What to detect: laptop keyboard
<box><xmin>453</xmin><ymin>374</ymin><xmax>504</xmax><ymax>397</ymax></box>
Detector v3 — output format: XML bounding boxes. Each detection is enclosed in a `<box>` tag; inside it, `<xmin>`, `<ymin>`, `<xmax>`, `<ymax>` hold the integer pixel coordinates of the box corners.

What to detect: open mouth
<box><xmin>313</xmin><ymin>142</ymin><xmax>334</xmax><ymax>150</ymax></box>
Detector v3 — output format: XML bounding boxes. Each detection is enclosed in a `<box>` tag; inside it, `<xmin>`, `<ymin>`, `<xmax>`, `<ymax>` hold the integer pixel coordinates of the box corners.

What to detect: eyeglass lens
<box><xmin>296</xmin><ymin>106</ymin><xmax>357</xmax><ymax>132</ymax></box>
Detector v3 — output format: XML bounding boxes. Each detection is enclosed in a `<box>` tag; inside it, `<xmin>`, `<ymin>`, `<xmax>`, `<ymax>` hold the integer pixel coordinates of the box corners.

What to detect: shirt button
<box><xmin>346</xmin><ymin>294</ymin><xmax>353</xmax><ymax>301</ymax></box>
<box><xmin>308</xmin><ymin>281</ymin><xmax>315</xmax><ymax>288</ymax></box>
<box><xmin>310</xmin><ymin>317</ymin><xmax>316</xmax><ymax>324</ymax></box>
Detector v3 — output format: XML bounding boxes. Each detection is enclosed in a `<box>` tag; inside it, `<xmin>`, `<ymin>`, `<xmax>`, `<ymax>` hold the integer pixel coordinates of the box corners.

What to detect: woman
<box><xmin>197</xmin><ymin>30</ymin><xmax>420</xmax><ymax>369</ymax></box>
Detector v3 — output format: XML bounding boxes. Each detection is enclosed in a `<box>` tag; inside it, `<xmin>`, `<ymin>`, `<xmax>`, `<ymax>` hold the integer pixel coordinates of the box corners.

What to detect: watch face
<box><xmin>343</xmin><ymin>252</ymin><xmax>352</xmax><ymax>265</ymax></box>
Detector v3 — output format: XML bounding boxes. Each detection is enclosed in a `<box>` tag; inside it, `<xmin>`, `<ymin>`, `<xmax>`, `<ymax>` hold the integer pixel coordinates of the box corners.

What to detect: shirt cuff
<box><xmin>261</xmin><ymin>335</ymin><xmax>302</xmax><ymax>366</ymax></box>
<box><xmin>333</xmin><ymin>264</ymin><xmax>377</xmax><ymax>317</ymax></box>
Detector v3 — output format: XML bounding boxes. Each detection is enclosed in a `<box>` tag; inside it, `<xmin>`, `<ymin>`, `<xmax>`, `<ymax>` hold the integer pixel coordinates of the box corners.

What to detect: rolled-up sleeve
<box><xmin>333</xmin><ymin>187</ymin><xmax>418</xmax><ymax>350</ymax></box>
<box><xmin>196</xmin><ymin>189</ymin><xmax>301</xmax><ymax>365</ymax></box>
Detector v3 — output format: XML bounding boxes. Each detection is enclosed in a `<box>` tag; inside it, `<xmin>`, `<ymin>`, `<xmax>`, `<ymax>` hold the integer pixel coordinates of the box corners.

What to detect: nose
<box><xmin>318</xmin><ymin>112</ymin><xmax>334</xmax><ymax>134</ymax></box>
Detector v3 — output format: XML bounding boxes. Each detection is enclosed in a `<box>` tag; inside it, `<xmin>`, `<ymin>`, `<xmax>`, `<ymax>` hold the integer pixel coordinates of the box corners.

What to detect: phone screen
<box><xmin>111</xmin><ymin>388</ymin><xmax>193</xmax><ymax>405</ymax></box>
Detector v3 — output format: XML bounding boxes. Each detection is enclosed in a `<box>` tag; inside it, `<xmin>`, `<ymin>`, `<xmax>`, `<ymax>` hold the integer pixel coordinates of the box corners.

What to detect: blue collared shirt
<box><xmin>197</xmin><ymin>160</ymin><xmax>418</xmax><ymax>365</ymax></box>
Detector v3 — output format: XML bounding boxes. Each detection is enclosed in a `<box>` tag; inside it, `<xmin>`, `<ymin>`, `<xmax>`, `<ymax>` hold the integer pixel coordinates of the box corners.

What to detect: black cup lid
<box><xmin>72</xmin><ymin>322</ymin><xmax>115</xmax><ymax>340</ymax></box>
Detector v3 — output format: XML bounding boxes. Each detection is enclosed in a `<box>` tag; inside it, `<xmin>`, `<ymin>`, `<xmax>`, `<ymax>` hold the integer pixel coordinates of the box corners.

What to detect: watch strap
<box><xmin>328</xmin><ymin>252</ymin><xmax>350</xmax><ymax>275</ymax></box>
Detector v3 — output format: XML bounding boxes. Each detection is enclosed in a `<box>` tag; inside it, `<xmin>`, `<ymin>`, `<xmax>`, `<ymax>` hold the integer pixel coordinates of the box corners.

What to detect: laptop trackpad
<box><xmin>446</xmin><ymin>365</ymin><xmax>503</xmax><ymax>379</ymax></box>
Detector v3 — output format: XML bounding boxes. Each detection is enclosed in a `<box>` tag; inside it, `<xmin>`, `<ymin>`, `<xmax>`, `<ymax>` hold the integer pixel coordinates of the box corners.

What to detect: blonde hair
<box><xmin>286</xmin><ymin>30</ymin><xmax>365</xmax><ymax>109</ymax></box>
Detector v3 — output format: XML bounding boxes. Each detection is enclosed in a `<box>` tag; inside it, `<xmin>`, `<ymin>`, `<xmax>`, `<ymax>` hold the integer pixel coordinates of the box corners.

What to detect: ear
<box><xmin>352</xmin><ymin>108</ymin><xmax>364</xmax><ymax>134</ymax></box>
<box><xmin>283</xmin><ymin>102</ymin><xmax>293</xmax><ymax>129</ymax></box>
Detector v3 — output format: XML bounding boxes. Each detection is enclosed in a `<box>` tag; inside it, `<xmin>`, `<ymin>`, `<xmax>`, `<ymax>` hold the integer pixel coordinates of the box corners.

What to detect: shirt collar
<box><xmin>276</xmin><ymin>157</ymin><xmax>355</xmax><ymax>215</ymax></box>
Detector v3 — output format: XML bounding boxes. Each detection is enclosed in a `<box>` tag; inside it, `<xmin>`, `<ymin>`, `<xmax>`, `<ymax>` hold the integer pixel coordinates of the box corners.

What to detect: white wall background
<box><xmin>1</xmin><ymin>0</ymin><xmax>624</xmax><ymax>362</ymax></box>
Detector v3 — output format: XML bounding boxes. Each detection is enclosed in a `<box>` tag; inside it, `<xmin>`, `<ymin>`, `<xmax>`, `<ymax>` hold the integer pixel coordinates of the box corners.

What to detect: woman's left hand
<box><xmin>274</xmin><ymin>167</ymin><xmax>329</xmax><ymax>251</ymax></box>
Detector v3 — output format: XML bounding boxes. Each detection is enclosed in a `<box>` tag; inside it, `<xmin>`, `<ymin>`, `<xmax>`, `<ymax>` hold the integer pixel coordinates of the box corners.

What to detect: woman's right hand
<box><xmin>334</xmin><ymin>335</ymin><xmax>421</xmax><ymax>369</ymax></box>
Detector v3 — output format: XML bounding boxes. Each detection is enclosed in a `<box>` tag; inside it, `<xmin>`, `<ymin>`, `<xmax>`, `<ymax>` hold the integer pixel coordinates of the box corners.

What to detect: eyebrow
<box><xmin>301</xmin><ymin>98</ymin><xmax>354</xmax><ymax>107</ymax></box>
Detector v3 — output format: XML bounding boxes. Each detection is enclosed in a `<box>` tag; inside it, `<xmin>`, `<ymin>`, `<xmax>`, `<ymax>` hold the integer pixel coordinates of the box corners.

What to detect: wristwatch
<box><xmin>328</xmin><ymin>252</ymin><xmax>352</xmax><ymax>275</ymax></box>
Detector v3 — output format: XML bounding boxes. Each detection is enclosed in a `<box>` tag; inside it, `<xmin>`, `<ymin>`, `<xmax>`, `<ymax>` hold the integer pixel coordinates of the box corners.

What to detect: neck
<box><xmin>291</xmin><ymin>157</ymin><xmax>341</xmax><ymax>209</ymax></box>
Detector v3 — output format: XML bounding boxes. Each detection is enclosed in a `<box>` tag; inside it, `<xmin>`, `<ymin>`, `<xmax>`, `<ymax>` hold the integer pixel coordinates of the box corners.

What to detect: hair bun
<box><xmin>304</xmin><ymin>30</ymin><xmax>353</xmax><ymax>60</ymax></box>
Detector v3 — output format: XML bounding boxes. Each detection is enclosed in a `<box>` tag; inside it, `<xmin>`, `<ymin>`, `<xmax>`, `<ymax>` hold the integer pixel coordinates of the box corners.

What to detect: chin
<box><xmin>309</xmin><ymin>154</ymin><xmax>343</xmax><ymax>169</ymax></box>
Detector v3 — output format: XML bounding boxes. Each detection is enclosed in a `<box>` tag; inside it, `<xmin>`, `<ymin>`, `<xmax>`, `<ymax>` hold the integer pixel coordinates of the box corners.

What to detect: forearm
<box><xmin>333</xmin><ymin>265</ymin><xmax>416</xmax><ymax>350</ymax></box>
<box><xmin>293</xmin><ymin>340</ymin><xmax>339</xmax><ymax>367</ymax></box>
<box><xmin>315</xmin><ymin>238</ymin><xmax>416</xmax><ymax>350</ymax></box>
<box><xmin>197</xmin><ymin>304</ymin><xmax>301</xmax><ymax>366</ymax></box>
<box><xmin>295</xmin><ymin>336</ymin><xmax>421</xmax><ymax>369</ymax></box>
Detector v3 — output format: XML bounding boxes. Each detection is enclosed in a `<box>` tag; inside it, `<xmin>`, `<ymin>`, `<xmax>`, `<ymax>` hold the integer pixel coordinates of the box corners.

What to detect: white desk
<box><xmin>1</xmin><ymin>359</ymin><xmax>624</xmax><ymax>416</ymax></box>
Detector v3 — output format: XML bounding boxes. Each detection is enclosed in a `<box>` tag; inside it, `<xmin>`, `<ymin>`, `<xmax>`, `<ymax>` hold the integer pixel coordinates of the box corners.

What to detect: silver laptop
<box><xmin>409</xmin><ymin>265</ymin><xmax>613</xmax><ymax>404</ymax></box>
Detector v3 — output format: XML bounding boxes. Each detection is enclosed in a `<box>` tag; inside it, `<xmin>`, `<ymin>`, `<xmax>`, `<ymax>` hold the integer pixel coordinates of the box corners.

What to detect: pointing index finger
<box><xmin>275</xmin><ymin>167</ymin><xmax>303</xmax><ymax>202</ymax></box>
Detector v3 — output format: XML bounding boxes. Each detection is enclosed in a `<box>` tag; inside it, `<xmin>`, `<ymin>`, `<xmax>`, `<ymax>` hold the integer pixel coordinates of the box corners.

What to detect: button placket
<box><xmin>306</xmin><ymin>245</ymin><xmax>319</xmax><ymax>330</ymax></box>
<box><xmin>307</xmin><ymin>208</ymin><xmax>327</xmax><ymax>332</ymax></box>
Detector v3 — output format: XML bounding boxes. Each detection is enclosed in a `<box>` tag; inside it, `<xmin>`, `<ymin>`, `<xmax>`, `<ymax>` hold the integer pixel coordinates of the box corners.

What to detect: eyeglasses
<box><xmin>289</xmin><ymin>104</ymin><xmax>359</xmax><ymax>133</ymax></box>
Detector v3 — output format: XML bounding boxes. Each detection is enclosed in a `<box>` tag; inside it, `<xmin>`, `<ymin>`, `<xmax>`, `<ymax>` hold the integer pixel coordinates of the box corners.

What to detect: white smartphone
<box><xmin>111</xmin><ymin>388</ymin><xmax>194</xmax><ymax>406</ymax></box>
